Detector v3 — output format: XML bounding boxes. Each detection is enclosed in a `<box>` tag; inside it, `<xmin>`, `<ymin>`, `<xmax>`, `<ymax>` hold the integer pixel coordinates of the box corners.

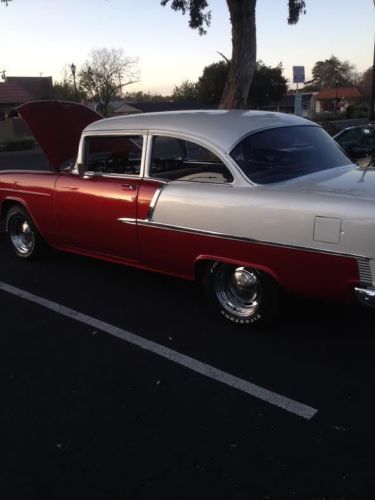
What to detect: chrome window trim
<box><xmin>142</xmin><ymin>131</ymin><xmax>245</xmax><ymax>186</ymax></box>
<box><xmin>75</xmin><ymin>132</ymin><xmax>148</xmax><ymax>177</ymax></box>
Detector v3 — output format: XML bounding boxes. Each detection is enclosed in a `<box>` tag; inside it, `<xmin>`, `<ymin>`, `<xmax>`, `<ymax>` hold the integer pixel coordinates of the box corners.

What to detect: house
<box><xmin>5</xmin><ymin>76</ymin><xmax>53</xmax><ymax>101</ymax></box>
<box><xmin>0</xmin><ymin>82</ymin><xmax>34</xmax><ymax>119</ymax></box>
<box><xmin>258</xmin><ymin>93</ymin><xmax>316</xmax><ymax>119</ymax></box>
<box><xmin>314</xmin><ymin>87</ymin><xmax>362</xmax><ymax>114</ymax></box>
<box><xmin>0</xmin><ymin>76</ymin><xmax>53</xmax><ymax>143</ymax></box>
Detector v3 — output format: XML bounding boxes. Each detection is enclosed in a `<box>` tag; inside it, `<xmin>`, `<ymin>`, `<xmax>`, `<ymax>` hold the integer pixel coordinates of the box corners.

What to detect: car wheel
<box><xmin>5</xmin><ymin>206</ymin><xmax>46</xmax><ymax>259</ymax></box>
<box><xmin>204</xmin><ymin>261</ymin><xmax>279</xmax><ymax>327</ymax></box>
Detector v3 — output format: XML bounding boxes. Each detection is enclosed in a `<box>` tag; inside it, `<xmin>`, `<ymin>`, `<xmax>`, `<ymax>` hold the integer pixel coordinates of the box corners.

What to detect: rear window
<box><xmin>230</xmin><ymin>125</ymin><xmax>351</xmax><ymax>184</ymax></box>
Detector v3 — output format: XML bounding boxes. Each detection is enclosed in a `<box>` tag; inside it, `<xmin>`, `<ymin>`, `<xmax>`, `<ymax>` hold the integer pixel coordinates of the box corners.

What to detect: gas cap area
<box><xmin>313</xmin><ymin>216</ymin><xmax>342</xmax><ymax>244</ymax></box>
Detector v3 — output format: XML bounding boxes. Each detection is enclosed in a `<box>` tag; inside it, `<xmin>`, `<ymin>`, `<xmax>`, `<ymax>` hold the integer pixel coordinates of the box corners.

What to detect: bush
<box><xmin>4</xmin><ymin>138</ymin><xmax>35</xmax><ymax>152</ymax></box>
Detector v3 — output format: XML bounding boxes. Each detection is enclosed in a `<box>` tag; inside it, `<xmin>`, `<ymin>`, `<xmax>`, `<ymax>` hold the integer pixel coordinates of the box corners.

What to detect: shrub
<box><xmin>4</xmin><ymin>138</ymin><xmax>35</xmax><ymax>152</ymax></box>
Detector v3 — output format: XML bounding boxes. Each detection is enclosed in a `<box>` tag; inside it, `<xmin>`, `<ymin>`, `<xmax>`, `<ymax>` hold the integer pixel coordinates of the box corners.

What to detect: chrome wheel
<box><xmin>204</xmin><ymin>262</ymin><xmax>279</xmax><ymax>327</ymax></box>
<box><xmin>214</xmin><ymin>265</ymin><xmax>261</xmax><ymax>318</ymax></box>
<box><xmin>8</xmin><ymin>215</ymin><xmax>35</xmax><ymax>255</ymax></box>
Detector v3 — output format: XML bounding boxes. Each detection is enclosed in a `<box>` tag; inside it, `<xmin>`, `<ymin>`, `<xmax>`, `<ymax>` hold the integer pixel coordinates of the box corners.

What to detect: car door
<box><xmin>54</xmin><ymin>134</ymin><xmax>146</xmax><ymax>261</ymax></box>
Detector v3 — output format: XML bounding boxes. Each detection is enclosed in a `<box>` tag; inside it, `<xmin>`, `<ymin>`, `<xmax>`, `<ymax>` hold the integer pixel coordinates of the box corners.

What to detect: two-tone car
<box><xmin>0</xmin><ymin>101</ymin><xmax>374</xmax><ymax>327</ymax></box>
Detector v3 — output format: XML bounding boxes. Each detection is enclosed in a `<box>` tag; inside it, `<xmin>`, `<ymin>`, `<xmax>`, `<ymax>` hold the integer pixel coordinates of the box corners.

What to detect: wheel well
<box><xmin>194</xmin><ymin>258</ymin><xmax>279</xmax><ymax>286</ymax></box>
<box><xmin>194</xmin><ymin>259</ymin><xmax>212</xmax><ymax>282</ymax></box>
<box><xmin>0</xmin><ymin>200</ymin><xmax>25</xmax><ymax>222</ymax></box>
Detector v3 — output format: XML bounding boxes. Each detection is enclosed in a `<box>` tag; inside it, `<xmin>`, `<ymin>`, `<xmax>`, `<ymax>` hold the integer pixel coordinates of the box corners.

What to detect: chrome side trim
<box><xmin>354</xmin><ymin>287</ymin><xmax>375</xmax><ymax>308</ymax></box>
<box><xmin>147</xmin><ymin>185</ymin><xmax>166</xmax><ymax>222</ymax></box>
<box><xmin>117</xmin><ymin>217</ymin><xmax>137</xmax><ymax>226</ymax></box>
<box><xmin>357</xmin><ymin>258</ymin><xmax>373</xmax><ymax>285</ymax></box>
<box><xmin>136</xmin><ymin>219</ymin><xmax>371</xmax><ymax>260</ymax></box>
<box><xmin>0</xmin><ymin>188</ymin><xmax>51</xmax><ymax>197</ymax></box>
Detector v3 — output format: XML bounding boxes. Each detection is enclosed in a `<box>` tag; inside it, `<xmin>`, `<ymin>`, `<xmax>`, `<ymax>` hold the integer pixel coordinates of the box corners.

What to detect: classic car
<box><xmin>334</xmin><ymin>123</ymin><xmax>375</xmax><ymax>163</ymax></box>
<box><xmin>0</xmin><ymin>101</ymin><xmax>374</xmax><ymax>327</ymax></box>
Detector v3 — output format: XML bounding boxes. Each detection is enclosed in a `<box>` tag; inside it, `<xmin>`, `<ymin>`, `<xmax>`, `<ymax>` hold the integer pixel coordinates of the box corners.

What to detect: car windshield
<box><xmin>230</xmin><ymin>125</ymin><xmax>352</xmax><ymax>184</ymax></box>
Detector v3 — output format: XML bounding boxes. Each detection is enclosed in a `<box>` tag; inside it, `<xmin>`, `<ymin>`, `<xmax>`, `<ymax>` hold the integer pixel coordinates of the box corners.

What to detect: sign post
<box><xmin>293</xmin><ymin>66</ymin><xmax>305</xmax><ymax>116</ymax></box>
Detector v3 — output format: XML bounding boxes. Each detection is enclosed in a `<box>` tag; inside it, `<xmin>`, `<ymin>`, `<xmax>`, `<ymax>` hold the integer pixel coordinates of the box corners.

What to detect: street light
<box><xmin>70</xmin><ymin>63</ymin><xmax>78</xmax><ymax>103</ymax></box>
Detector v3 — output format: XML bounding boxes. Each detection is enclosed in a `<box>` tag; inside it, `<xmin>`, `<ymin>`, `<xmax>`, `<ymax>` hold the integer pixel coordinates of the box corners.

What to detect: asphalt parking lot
<box><xmin>1</xmin><ymin>151</ymin><xmax>375</xmax><ymax>499</ymax></box>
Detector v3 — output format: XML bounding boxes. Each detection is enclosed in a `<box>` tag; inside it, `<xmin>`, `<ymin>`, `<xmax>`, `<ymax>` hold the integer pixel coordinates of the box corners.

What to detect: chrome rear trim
<box><xmin>357</xmin><ymin>258</ymin><xmax>373</xmax><ymax>285</ymax></box>
<box><xmin>354</xmin><ymin>287</ymin><xmax>375</xmax><ymax>308</ymax></box>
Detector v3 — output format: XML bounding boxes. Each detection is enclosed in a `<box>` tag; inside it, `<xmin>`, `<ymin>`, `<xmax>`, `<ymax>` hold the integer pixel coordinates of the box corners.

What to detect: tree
<box><xmin>195</xmin><ymin>59</ymin><xmax>287</xmax><ymax>108</ymax></box>
<box><xmin>124</xmin><ymin>90</ymin><xmax>171</xmax><ymax>102</ymax></box>
<box><xmin>197</xmin><ymin>61</ymin><xmax>228</xmax><ymax>105</ymax></box>
<box><xmin>171</xmin><ymin>80</ymin><xmax>198</xmax><ymax>101</ymax></box>
<box><xmin>248</xmin><ymin>61</ymin><xmax>287</xmax><ymax>107</ymax></box>
<box><xmin>161</xmin><ymin>0</ymin><xmax>306</xmax><ymax>108</ymax></box>
<box><xmin>358</xmin><ymin>66</ymin><xmax>373</xmax><ymax>97</ymax></box>
<box><xmin>303</xmin><ymin>56</ymin><xmax>359</xmax><ymax>91</ymax></box>
<box><xmin>78</xmin><ymin>48</ymin><xmax>138</xmax><ymax>116</ymax></box>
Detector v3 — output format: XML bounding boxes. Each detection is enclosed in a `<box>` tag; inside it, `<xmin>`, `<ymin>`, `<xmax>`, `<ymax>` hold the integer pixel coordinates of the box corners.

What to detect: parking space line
<box><xmin>0</xmin><ymin>280</ymin><xmax>318</xmax><ymax>420</ymax></box>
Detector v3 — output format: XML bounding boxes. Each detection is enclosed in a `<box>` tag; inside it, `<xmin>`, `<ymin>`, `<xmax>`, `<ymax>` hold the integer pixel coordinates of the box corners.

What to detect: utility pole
<box><xmin>70</xmin><ymin>63</ymin><xmax>78</xmax><ymax>103</ymax></box>
<box><xmin>370</xmin><ymin>37</ymin><xmax>375</xmax><ymax>122</ymax></box>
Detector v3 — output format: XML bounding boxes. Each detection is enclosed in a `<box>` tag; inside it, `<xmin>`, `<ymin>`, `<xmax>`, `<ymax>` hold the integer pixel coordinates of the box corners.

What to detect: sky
<box><xmin>0</xmin><ymin>0</ymin><xmax>374</xmax><ymax>95</ymax></box>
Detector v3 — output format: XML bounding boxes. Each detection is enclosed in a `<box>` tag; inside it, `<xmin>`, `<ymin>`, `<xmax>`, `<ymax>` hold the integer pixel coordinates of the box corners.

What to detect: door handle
<box><xmin>121</xmin><ymin>184</ymin><xmax>137</xmax><ymax>191</ymax></box>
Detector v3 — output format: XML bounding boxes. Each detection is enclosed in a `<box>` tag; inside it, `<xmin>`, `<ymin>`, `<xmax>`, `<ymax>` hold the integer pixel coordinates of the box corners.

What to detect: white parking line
<box><xmin>0</xmin><ymin>281</ymin><xmax>318</xmax><ymax>420</ymax></box>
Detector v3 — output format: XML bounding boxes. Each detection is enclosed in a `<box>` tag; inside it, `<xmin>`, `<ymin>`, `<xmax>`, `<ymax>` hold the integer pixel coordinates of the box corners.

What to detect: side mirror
<box><xmin>77</xmin><ymin>163</ymin><xmax>86</xmax><ymax>177</ymax></box>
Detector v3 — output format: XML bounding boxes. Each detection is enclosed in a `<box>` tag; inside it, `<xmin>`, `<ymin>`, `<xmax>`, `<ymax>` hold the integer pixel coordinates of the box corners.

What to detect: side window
<box><xmin>150</xmin><ymin>136</ymin><xmax>233</xmax><ymax>183</ymax></box>
<box><xmin>336</xmin><ymin>129</ymin><xmax>362</xmax><ymax>147</ymax></box>
<box><xmin>84</xmin><ymin>135</ymin><xmax>143</xmax><ymax>175</ymax></box>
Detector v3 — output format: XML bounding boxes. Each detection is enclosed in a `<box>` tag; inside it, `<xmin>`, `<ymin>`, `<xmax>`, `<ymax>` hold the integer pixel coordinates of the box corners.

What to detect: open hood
<box><xmin>16</xmin><ymin>100</ymin><xmax>102</xmax><ymax>170</ymax></box>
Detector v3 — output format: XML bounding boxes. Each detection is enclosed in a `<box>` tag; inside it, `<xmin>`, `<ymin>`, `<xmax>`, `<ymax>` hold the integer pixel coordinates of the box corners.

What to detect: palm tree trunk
<box><xmin>220</xmin><ymin>0</ymin><xmax>257</xmax><ymax>109</ymax></box>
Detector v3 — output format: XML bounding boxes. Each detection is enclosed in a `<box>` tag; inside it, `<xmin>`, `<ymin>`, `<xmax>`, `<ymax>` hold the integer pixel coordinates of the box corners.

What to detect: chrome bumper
<box><xmin>354</xmin><ymin>286</ymin><xmax>375</xmax><ymax>308</ymax></box>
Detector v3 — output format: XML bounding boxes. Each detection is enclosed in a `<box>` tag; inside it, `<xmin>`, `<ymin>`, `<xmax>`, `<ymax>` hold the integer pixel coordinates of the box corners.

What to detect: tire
<box><xmin>5</xmin><ymin>206</ymin><xmax>46</xmax><ymax>259</ymax></box>
<box><xmin>203</xmin><ymin>261</ymin><xmax>279</xmax><ymax>327</ymax></box>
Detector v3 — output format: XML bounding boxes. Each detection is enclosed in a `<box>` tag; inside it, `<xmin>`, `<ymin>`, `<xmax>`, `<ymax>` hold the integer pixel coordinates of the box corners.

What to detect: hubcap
<box><xmin>214</xmin><ymin>266</ymin><xmax>261</xmax><ymax>318</ymax></box>
<box><xmin>8</xmin><ymin>215</ymin><xmax>34</xmax><ymax>255</ymax></box>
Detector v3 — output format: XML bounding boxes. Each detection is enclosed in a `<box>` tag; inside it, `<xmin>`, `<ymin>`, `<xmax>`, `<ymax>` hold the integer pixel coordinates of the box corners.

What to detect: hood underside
<box><xmin>16</xmin><ymin>100</ymin><xmax>102</xmax><ymax>170</ymax></box>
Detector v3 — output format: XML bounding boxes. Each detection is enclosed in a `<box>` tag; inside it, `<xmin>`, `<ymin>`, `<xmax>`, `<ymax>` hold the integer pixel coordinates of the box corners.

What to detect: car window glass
<box><xmin>231</xmin><ymin>125</ymin><xmax>351</xmax><ymax>184</ymax></box>
<box><xmin>150</xmin><ymin>136</ymin><xmax>233</xmax><ymax>183</ymax></box>
<box><xmin>338</xmin><ymin>129</ymin><xmax>363</xmax><ymax>143</ymax></box>
<box><xmin>84</xmin><ymin>135</ymin><xmax>143</xmax><ymax>175</ymax></box>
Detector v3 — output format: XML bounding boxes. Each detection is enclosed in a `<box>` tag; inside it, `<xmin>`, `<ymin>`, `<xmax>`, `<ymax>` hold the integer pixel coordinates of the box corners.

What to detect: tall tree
<box><xmin>161</xmin><ymin>0</ymin><xmax>306</xmax><ymax>108</ymax></box>
<box><xmin>78</xmin><ymin>48</ymin><xmax>138</xmax><ymax>116</ymax></box>
<box><xmin>304</xmin><ymin>56</ymin><xmax>359</xmax><ymax>90</ymax></box>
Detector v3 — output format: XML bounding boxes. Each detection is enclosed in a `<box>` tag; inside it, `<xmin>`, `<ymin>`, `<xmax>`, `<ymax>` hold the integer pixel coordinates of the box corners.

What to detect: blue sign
<box><xmin>293</xmin><ymin>66</ymin><xmax>305</xmax><ymax>84</ymax></box>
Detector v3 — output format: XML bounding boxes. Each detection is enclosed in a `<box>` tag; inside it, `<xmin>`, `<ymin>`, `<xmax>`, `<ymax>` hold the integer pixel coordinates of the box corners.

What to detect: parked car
<box><xmin>0</xmin><ymin>101</ymin><xmax>374</xmax><ymax>327</ymax></box>
<box><xmin>334</xmin><ymin>123</ymin><xmax>375</xmax><ymax>163</ymax></box>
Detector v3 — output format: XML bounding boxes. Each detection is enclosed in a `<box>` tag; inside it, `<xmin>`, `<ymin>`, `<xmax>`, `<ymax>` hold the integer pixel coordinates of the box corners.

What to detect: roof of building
<box><xmin>86</xmin><ymin>109</ymin><xmax>315</xmax><ymax>153</ymax></box>
<box><xmin>316</xmin><ymin>87</ymin><xmax>362</xmax><ymax>100</ymax></box>
<box><xmin>0</xmin><ymin>82</ymin><xmax>34</xmax><ymax>104</ymax></box>
<box><xmin>6</xmin><ymin>76</ymin><xmax>53</xmax><ymax>100</ymax></box>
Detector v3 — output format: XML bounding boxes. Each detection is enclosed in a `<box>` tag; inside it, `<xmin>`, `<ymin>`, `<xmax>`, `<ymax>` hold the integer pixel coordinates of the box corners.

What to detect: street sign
<box><xmin>293</xmin><ymin>66</ymin><xmax>305</xmax><ymax>84</ymax></box>
<box><xmin>294</xmin><ymin>93</ymin><xmax>303</xmax><ymax>116</ymax></box>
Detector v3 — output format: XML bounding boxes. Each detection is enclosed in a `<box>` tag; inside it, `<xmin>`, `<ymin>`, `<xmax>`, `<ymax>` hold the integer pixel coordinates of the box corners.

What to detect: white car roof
<box><xmin>85</xmin><ymin>110</ymin><xmax>315</xmax><ymax>153</ymax></box>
